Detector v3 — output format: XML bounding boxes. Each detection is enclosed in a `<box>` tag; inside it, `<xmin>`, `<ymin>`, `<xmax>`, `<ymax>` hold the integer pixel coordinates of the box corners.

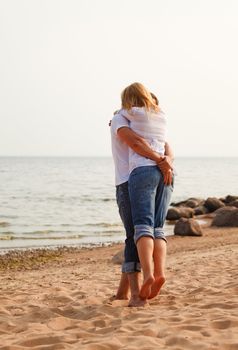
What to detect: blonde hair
<box><xmin>150</xmin><ymin>92</ymin><xmax>159</xmax><ymax>106</ymax></box>
<box><xmin>121</xmin><ymin>82</ymin><xmax>159</xmax><ymax>112</ymax></box>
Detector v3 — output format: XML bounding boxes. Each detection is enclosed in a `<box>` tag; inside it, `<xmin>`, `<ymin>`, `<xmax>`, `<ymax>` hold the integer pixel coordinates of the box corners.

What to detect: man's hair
<box><xmin>121</xmin><ymin>82</ymin><xmax>159</xmax><ymax>111</ymax></box>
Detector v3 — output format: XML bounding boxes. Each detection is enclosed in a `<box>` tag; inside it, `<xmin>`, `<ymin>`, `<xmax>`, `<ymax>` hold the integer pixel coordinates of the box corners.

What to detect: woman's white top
<box><xmin>119</xmin><ymin>107</ymin><xmax>166</xmax><ymax>174</ymax></box>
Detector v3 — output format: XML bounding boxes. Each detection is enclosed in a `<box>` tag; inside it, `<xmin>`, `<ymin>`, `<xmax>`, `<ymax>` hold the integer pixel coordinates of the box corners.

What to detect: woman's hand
<box><xmin>156</xmin><ymin>156</ymin><xmax>173</xmax><ymax>185</ymax></box>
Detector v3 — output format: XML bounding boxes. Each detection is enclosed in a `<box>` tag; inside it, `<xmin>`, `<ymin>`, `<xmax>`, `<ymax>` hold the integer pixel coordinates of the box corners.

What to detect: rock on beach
<box><xmin>204</xmin><ymin>197</ymin><xmax>225</xmax><ymax>212</ymax></box>
<box><xmin>166</xmin><ymin>207</ymin><xmax>194</xmax><ymax>220</ymax></box>
<box><xmin>167</xmin><ymin>195</ymin><xmax>238</xmax><ymax>221</ymax></box>
<box><xmin>174</xmin><ymin>218</ymin><xmax>203</xmax><ymax>236</ymax></box>
<box><xmin>212</xmin><ymin>207</ymin><xmax>238</xmax><ymax>227</ymax></box>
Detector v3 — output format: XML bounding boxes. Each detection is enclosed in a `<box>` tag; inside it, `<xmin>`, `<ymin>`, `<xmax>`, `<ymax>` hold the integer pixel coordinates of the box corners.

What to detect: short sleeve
<box><xmin>111</xmin><ymin>114</ymin><xmax>130</xmax><ymax>135</ymax></box>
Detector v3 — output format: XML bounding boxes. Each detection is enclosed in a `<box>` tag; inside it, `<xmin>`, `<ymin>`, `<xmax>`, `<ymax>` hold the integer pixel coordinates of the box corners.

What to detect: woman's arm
<box><xmin>117</xmin><ymin>127</ymin><xmax>173</xmax><ymax>185</ymax></box>
<box><xmin>165</xmin><ymin>142</ymin><xmax>174</xmax><ymax>162</ymax></box>
<box><xmin>117</xmin><ymin>127</ymin><xmax>163</xmax><ymax>163</ymax></box>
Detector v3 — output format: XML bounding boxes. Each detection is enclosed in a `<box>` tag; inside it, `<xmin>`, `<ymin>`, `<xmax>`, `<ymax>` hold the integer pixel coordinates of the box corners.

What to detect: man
<box><xmin>110</xmin><ymin>105</ymin><xmax>173</xmax><ymax>307</ymax></box>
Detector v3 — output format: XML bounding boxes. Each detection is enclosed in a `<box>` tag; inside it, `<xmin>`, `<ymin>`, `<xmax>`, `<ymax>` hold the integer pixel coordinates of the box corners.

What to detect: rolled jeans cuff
<box><xmin>134</xmin><ymin>225</ymin><xmax>154</xmax><ymax>244</ymax></box>
<box><xmin>154</xmin><ymin>227</ymin><xmax>167</xmax><ymax>243</ymax></box>
<box><xmin>122</xmin><ymin>262</ymin><xmax>141</xmax><ymax>273</ymax></box>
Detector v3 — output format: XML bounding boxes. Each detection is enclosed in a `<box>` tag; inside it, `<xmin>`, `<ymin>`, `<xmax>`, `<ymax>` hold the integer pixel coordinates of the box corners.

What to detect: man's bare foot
<box><xmin>148</xmin><ymin>276</ymin><xmax>165</xmax><ymax>299</ymax></box>
<box><xmin>115</xmin><ymin>273</ymin><xmax>129</xmax><ymax>300</ymax></box>
<box><xmin>115</xmin><ymin>293</ymin><xmax>129</xmax><ymax>300</ymax></box>
<box><xmin>139</xmin><ymin>275</ymin><xmax>155</xmax><ymax>300</ymax></box>
<box><xmin>128</xmin><ymin>295</ymin><xmax>147</xmax><ymax>307</ymax></box>
<box><xmin>109</xmin><ymin>292</ymin><xmax>129</xmax><ymax>302</ymax></box>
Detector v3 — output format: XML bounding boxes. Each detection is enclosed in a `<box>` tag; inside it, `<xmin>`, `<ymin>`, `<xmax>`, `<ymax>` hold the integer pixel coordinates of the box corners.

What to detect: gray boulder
<box><xmin>226</xmin><ymin>200</ymin><xmax>238</xmax><ymax>208</ymax></box>
<box><xmin>224</xmin><ymin>195</ymin><xmax>238</xmax><ymax>204</ymax></box>
<box><xmin>212</xmin><ymin>207</ymin><xmax>238</xmax><ymax>227</ymax></box>
<box><xmin>112</xmin><ymin>249</ymin><xmax>124</xmax><ymax>265</ymax></box>
<box><xmin>170</xmin><ymin>198</ymin><xmax>203</xmax><ymax>208</ymax></box>
<box><xmin>166</xmin><ymin>207</ymin><xmax>194</xmax><ymax>221</ymax></box>
<box><xmin>194</xmin><ymin>205</ymin><xmax>209</xmax><ymax>215</ymax></box>
<box><xmin>185</xmin><ymin>199</ymin><xmax>204</xmax><ymax>208</ymax></box>
<box><xmin>204</xmin><ymin>197</ymin><xmax>225</xmax><ymax>212</ymax></box>
<box><xmin>170</xmin><ymin>200</ymin><xmax>187</xmax><ymax>207</ymax></box>
<box><xmin>174</xmin><ymin>218</ymin><xmax>203</xmax><ymax>236</ymax></box>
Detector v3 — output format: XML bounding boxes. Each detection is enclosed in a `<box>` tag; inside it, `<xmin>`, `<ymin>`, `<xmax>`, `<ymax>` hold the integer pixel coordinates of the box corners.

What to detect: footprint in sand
<box><xmin>223</xmin><ymin>344</ymin><xmax>238</xmax><ymax>350</ymax></box>
<box><xmin>200</xmin><ymin>302</ymin><xmax>237</xmax><ymax>310</ymax></box>
<box><xmin>211</xmin><ymin>319</ymin><xmax>233</xmax><ymax>330</ymax></box>
<box><xmin>165</xmin><ymin>335</ymin><xmax>194</xmax><ymax>347</ymax></box>
<box><xmin>47</xmin><ymin>316</ymin><xmax>74</xmax><ymax>331</ymax></box>
<box><xmin>18</xmin><ymin>335</ymin><xmax>65</xmax><ymax>347</ymax></box>
<box><xmin>179</xmin><ymin>324</ymin><xmax>203</xmax><ymax>331</ymax></box>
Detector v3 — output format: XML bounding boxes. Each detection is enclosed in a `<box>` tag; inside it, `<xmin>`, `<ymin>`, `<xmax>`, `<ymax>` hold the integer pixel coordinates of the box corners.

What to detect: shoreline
<box><xmin>0</xmin><ymin>242</ymin><xmax>124</xmax><ymax>271</ymax></box>
<box><xmin>0</xmin><ymin>241</ymin><xmax>123</xmax><ymax>257</ymax></box>
<box><xmin>0</xmin><ymin>216</ymin><xmax>236</xmax><ymax>271</ymax></box>
<box><xmin>0</xmin><ymin>215</ymin><xmax>211</xmax><ymax>259</ymax></box>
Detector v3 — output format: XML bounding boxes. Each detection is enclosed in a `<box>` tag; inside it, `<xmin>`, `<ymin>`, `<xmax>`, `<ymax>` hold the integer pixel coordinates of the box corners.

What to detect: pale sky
<box><xmin>0</xmin><ymin>0</ymin><xmax>237</xmax><ymax>157</ymax></box>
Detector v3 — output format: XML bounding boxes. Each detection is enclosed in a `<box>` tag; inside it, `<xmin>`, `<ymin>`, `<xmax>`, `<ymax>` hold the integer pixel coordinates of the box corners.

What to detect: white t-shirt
<box><xmin>110</xmin><ymin>113</ymin><xmax>130</xmax><ymax>186</ymax></box>
<box><xmin>119</xmin><ymin>107</ymin><xmax>166</xmax><ymax>173</ymax></box>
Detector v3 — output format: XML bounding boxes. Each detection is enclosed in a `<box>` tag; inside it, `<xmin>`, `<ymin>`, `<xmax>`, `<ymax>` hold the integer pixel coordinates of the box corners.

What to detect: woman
<box><xmin>118</xmin><ymin>82</ymin><xmax>174</xmax><ymax>300</ymax></box>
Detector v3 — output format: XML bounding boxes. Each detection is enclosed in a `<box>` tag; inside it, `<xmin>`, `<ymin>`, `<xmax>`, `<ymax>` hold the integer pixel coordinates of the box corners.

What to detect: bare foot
<box><xmin>139</xmin><ymin>275</ymin><xmax>155</xmax><ymax>300</ymax></box>
<box><xmin>114</xmin><ymin>293</ymin><xmax>129</xmax><ymax>300</ymax></box>
<box><xmin>148</xmin><ymin>276</ymin><xmax>165</xmax><ymax>299</ymax></box>
<box><xmin>114</xmin><ymin>273</ymin><xmax>129</xmax><ymax>300</ymax></box>
<box><xmin>128</xmin><ymin>295</ymin><xmax>147</xmax><ymax>307</ymax></box>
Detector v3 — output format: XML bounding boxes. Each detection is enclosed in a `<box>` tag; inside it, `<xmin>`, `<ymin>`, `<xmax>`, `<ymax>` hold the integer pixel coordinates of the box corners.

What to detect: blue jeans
<box><xmin>128</xmin><ymin>166</ymin><xmax>173</xmax><ymax>244</ymax></box>
<box><xmin>116</xmin><ymin>182</ymin><xmax>141</xmax><ymax>273</ymax></box>
<box><xmin>116</xmin><ymin>172</ymin><xmax>173</xmax><ymax>273</ymax></box>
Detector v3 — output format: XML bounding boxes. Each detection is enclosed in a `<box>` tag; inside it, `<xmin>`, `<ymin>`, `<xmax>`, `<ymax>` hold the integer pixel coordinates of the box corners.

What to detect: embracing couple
<box><xmin>110</xmin><ymin>82</ymin><xmax>174</xmax><ymax>307</ymax></box>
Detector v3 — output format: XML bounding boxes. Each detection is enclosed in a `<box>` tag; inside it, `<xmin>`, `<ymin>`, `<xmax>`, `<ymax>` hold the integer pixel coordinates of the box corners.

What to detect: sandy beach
<box><xmin>0</xmin><ymin>221</ymin><xmax>237</xmax><ymax>350</ymax></box>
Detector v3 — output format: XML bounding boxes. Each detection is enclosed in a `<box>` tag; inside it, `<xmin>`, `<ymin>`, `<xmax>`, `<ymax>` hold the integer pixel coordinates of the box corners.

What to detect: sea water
<box><xmin>0</xmin><ymin>157</ymin><xmax>237</xmax><ymax>250</ymax></box>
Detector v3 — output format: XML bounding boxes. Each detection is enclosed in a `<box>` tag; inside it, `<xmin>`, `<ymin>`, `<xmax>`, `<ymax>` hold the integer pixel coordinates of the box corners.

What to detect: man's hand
<box><xmin>156</xmin><ymin>156</ymin><xmax>173</xmax><ymax>185</ymax></box>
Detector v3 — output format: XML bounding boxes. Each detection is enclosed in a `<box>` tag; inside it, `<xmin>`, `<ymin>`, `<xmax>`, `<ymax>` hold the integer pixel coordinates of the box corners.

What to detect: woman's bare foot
<box><xmin>128</xmin><ymin>295</ymin><xmax>147</xmax><ymax>307</ymax></box>
<box><xmin>148</xmin><ymin>276</ymin><xmax>165</xmax><ymax>299</ymax></box>
<box><xmin>139</xmin><ymin>275</ymin><xmax>155</xmax><ymax>300</ymax></box>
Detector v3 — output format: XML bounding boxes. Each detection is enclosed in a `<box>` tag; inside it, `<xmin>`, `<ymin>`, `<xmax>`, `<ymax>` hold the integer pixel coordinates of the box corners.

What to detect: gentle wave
<box><xmin>0</xmin><ymin>235</ymin><xmax>87</xmax><ymax>241</ymax></box>
<box><xmin>0</xmin><ymin>232</ymin><xmax>15</xmax><ymax>237</ymax></box>
<box><xmin>0</xmin><ymin>231</ymin><xmax>123</xmax><ymax>240</ymax></box>
<box><xmin>0</xmin><ymin>215</ymin><xmax>18</xmax><ymax>219</ymax></box>
<box><xmin>0</xmin><ymin>226</ymin><xmax>122</xmax><ymax>235</ymax></box>
<box><xmin>0</xmin><ymin>235</ymin><xmax>13</xmax><ymax>240</ymax></box>
<box><xmin>0</xmin><ymin>222</ymin><xmax>10</xmax><ymax>227</ymax></box>
<box><xmin>4</xmin><ymin>196</ymin><xmax>116</xmax><ymax>203</ymax></box>
<box><xmin>85</xmin><ymin>222</ymin><xmax>122</xmax><ymax>228</ymax></box>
